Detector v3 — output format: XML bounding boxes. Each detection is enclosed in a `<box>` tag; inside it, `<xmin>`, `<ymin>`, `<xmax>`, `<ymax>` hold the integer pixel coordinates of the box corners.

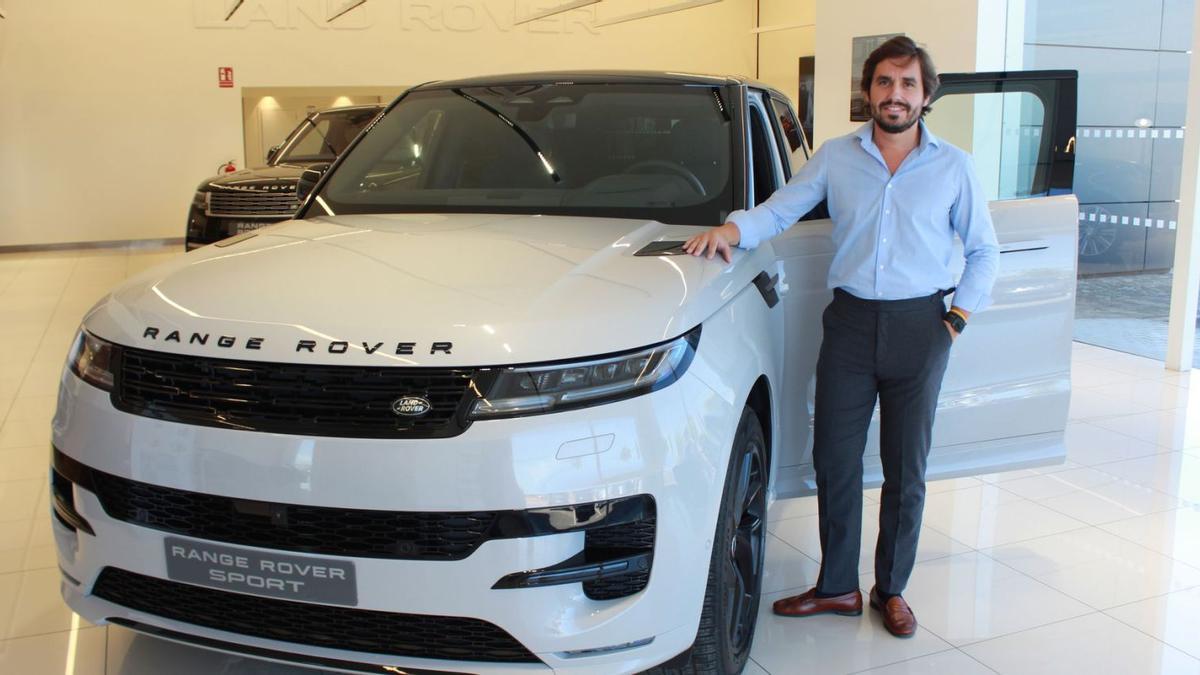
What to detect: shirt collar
<box><xmin>855</xmin><ymin>119</ymin><xmax>942</xmax><ymax>152</ymax></box>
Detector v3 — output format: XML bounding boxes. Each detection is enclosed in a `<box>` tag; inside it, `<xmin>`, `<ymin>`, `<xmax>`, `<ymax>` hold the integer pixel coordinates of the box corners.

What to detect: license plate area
<box><xmin>230</xmin><ymin>220</ymin><xmax>268</xmax><ymax>234</ymax></box>
<box><xmin>164</xmin><ymin>537</ymin><xmax>357</xmax><ymax>606</ymax></box>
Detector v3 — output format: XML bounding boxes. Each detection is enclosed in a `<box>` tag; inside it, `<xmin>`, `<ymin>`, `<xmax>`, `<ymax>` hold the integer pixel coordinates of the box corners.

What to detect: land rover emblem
<box><xmin>391</xmin><ymin>396</ymin><xmax>432</xmax><ymax>417</ymax></box>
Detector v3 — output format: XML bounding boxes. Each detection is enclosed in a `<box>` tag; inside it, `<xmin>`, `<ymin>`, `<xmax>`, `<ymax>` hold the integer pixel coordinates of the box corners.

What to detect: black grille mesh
<box><xmin>208</xmin><ymin>190</ymin><xmax>300</xmax><ymax>217</ymax></box>
<box><xmin>583</xmin><ymin>517</ymin><xmax>655</xmax><ymax>600</ymax></box>
<box><xmin>92</xmin><ymin>568</ymin><xmax>539</xmax><ymax>663</ymax></box>
<box><xmin>115</xmin><ymin>347</ymin><xmax>477</xmax><ymax>438</ymax></box>
<box><xmin>585</xmin><ymin>569</ymin><xmax>652</xmax><ymax>600</ymax></box>
<box><xmin>90</xmin><ymin>471</ymin><xmax>498</xmax><ymax>560</ymax></box>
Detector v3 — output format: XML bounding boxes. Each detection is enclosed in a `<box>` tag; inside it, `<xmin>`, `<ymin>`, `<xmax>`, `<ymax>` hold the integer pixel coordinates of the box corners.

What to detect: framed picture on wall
<box><xmin>797</xmin><ymin>56</ymin><xmax>814</xmax><ymax>150</ymax></box>
<box><xmin>850</xmin><ymin>33</ymin><xmax>903</xmax><ymax>121</ymax></box>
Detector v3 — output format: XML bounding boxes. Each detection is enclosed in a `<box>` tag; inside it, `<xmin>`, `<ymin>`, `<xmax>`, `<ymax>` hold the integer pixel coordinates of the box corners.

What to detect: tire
<box><xmin>643</xmin><ymin>406</ymin><xmax>768</xmax><ymax>675</ymax></box>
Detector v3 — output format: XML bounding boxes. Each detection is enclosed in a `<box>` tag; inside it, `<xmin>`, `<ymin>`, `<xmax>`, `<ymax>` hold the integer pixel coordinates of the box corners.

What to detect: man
<box><xmin>683</xmin><ymin>36</ymin><xmax>998</xmax><ymax>638</ymax></box>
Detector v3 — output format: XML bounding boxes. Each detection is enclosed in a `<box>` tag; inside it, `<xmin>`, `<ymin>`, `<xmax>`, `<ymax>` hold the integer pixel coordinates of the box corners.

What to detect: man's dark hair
<box><xmin>860</xmin><ymin>36</ymin><xmax>939</xmax><ymax>116</ymax></box>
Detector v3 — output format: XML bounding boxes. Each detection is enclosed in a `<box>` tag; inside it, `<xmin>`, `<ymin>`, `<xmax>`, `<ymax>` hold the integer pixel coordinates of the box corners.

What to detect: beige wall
<box><xmin>754</xmin><ymin>0</ymin><xmax>814</xmax><ymax>114</ymax></box>
<box><xmin>0</xmin><ymin>0</ymin><xmax>757</xmax><ymax>247</ymax></box>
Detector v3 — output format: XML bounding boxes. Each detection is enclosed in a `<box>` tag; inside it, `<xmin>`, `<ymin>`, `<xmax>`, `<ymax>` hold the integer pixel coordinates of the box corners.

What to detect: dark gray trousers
<box><xmin>812</xmin><ymin>288</ymin><xmax>953</xmax><ymax>596</ymax></box>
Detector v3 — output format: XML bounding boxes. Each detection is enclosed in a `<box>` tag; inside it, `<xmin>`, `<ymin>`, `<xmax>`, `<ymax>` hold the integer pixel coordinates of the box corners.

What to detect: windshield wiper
<box><xmin>452</xmin><ymin>89</ymin><xmax>562</xmax><ymax>184</ymax></box>
<box><xmin>301</xmin><ymin>117</ymin><xmax>340</xmax><ymax>159</ymax></box>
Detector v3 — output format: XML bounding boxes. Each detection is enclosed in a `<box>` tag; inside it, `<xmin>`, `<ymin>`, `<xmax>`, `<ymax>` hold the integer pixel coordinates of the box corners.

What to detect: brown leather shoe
<box><xmin>869</xmin><ymin>587</ymin><xmax>917</xmax><ymax>638</ymax></box>
<box><xmin>772</xmin><ymin>587</ymin><xmax>863</xmax><ymax>617</ymax></box>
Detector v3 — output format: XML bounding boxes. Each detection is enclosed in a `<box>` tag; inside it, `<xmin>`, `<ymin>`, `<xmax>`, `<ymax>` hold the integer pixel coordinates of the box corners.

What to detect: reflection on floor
<box><xmin>1075</xmin><ymin>271</ymin><xmax>1200</xmax><ymax>363</ymax></box>
<box><xmin>1</xmin><ymin>246</ymin><xmax>1200</xmax><ymax>674</ymax></box>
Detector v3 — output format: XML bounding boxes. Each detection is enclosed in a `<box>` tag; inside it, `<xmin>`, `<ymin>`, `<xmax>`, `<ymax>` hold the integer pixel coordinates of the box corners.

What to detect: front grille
<box><xmin>207</xmin><ymin>190</ymin><xmax>300</xmax><ymax>217</ymax></box>
<box><xmin>583</xmin><ymin>517</ymin><xmax>655</xmax><ymax>600</ymax></box>
<box><xmin>114</xmin><ymin>347</ymin><xmax>477</xmax><ymax>438</ymax></box>
<box><xmin>92</xmin><ymin>568</ymin><xmax>540</xmax><ymax>663</ymax></box>
<box><xmin>90</xmin><ymin>470</ymin><xmax>498</xmax><ymax>560</ymax></box>
<box><xmin>55</xmin><ymin>448</ymin><xmax>659</xmax><ymax>569</ymax></box>
<box><xmin>585</xmin><ymin>568</ymin><xmax>651</xmax><ymax>600</ymax></box>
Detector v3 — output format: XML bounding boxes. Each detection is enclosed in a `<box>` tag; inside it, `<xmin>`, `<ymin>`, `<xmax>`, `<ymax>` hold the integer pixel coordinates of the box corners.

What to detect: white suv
<box><xmin>51</xmin><ymin>70</ymin><xmax>1079</xmax><ymax>674</ymax></box>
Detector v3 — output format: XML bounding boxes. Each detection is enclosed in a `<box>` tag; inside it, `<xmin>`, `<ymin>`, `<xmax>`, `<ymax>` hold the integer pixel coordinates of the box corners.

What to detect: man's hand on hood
<box><xmin>683</xmin><ymin>222</ymin><xmax>741</xmax><ymax>263</ymax></box>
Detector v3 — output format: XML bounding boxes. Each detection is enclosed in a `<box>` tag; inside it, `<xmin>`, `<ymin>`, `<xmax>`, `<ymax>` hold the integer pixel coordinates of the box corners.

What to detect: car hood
<box><xmin>200</xmin><ymin>165</ymin><xmax>305</xmax><ymax>190</ymax></box>
<box><xmin>84</xmin><ymin>213</ymin><xmax>772</xmax><ymax>366</ymax></box>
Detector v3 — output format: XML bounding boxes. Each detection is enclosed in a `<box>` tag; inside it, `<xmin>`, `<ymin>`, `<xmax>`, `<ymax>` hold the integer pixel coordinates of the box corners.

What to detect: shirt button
<box><xmin>886</xmin><ymin>184</ymin><xmax>893</xmax><ymax>190</ymax></box>
<box><xmin>879</xmin><ymin>265</ymin><xmax>885</xmax><ymax>270</ymax></box>
<box><xmin>885</xmin><ymin>209</ymin><xmax>891</xmax><ymax>215</ymax></box>
<box><xmin>882</xmin><ymin>238</ymin><xmax>888</xmax><ymax>243</ymax></box>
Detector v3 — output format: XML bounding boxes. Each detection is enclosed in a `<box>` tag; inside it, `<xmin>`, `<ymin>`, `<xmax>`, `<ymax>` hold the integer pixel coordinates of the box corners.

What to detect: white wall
<box><xmin>0</xmin><ymin>0</ymin><xmax>756</xmax><ymax>247</ymax></box>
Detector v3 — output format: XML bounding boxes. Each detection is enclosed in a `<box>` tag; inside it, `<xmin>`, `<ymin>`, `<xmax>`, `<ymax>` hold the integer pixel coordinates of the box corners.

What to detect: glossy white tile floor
<box><xmin>2</xmin><ymin>245</ymin><xmax>1200</xmax><ymax>674</ymax></box>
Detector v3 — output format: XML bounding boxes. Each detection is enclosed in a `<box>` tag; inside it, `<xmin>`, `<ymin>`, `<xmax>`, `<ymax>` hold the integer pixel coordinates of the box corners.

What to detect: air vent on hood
<box><xmin>213</xmin><ymin>232</ymin><xmax>257</xmax><ymax>248</ymax></box>
<box><xmin>634</xmin><ymin>240</ymin><xmax>688</xmax><ymax>256</ymax></box>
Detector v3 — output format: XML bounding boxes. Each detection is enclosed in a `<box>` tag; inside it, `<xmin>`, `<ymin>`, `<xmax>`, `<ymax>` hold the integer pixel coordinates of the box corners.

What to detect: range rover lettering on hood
<box><xmin>141</xmin><ymin>327</ymin><xmax>453</xmax><ymax>355</ymax></box>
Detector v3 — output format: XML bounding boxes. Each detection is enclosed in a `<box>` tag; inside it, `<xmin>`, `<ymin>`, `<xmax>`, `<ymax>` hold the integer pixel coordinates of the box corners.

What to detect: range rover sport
<box><xmin>52</xmin><ymin>70</ymin><xmax>1079</xmax><ymax>674</ymax></box>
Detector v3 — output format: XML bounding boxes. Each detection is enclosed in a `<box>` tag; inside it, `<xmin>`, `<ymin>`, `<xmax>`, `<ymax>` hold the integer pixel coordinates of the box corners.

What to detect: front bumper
<box><xmin>50</xmin><ymin>360</ymin><xmax>740</xmax><ymax>674</ymax></box>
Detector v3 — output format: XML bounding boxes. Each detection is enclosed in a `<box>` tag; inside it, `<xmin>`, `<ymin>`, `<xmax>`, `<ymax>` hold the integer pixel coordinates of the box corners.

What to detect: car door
<box><xmin>767</xmin><ymin>70</ymin><xmax>1079</xmax><ymax>496</ymax></box>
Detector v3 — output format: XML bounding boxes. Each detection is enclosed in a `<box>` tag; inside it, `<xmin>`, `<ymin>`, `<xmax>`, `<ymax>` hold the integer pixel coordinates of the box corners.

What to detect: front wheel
<box><xmin>645</xmin><ymin>406</ymin><xmax>768</xmax><ymax>675</ymax></box>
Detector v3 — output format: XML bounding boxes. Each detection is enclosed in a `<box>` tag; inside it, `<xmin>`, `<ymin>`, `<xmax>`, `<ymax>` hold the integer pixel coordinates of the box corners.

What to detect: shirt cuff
<box><xmin>726</xmin><ymin>209</ymin><xmax>761</xmax><ymax>249</ymax></box>
<box><xmin>950</xmin><ymin>285</ymin><xmax>992</xmax><ymax>314</ymax></box>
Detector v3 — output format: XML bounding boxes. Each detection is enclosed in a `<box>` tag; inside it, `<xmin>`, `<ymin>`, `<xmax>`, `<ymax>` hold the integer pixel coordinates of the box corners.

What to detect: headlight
<box><xmin>469</xmin><ymin>327</ymin><xmax>700</xmax><ymax>419</ymax></box>
<box><xmin>67</xmin><ymin>331</ymin><xmax>116</xmax><ymax>391</ymax></box>
<box><xmin>192</xmin><ymin>190</ymin><xmax>209</xmax><ymax>212</ymax></box>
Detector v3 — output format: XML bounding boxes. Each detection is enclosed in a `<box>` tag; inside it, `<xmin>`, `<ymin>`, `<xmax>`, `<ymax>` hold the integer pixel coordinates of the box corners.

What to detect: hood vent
<box><xmin>634</xmin><ymin>240</ymin><xmax>688</xmax><ymax>256</ymax></box>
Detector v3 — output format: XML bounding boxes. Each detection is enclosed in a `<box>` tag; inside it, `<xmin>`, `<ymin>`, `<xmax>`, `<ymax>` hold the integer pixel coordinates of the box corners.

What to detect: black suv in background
<box><xmin>185</xmin><ymin>105</ymin><xmax>384</xmax><ymax>249</ymax></box>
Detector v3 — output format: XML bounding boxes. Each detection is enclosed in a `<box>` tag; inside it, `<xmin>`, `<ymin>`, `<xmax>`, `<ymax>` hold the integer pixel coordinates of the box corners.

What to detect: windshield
<box><xmin>276</xmin><ymin>108</ymin><xmax>381</xmax><ymax>165</ymax></box>
<box><xmin>314</xmin><ymin>84</ymin><xmax>736</xmax><ymax>225</ymax></box>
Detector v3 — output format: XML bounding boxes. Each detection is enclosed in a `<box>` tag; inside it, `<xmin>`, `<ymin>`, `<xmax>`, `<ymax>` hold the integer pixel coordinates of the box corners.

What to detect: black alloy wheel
<box><xmin>725</xmin><ymin>422</ymin><xmax>767</xmax><ymax>656</ymax></box>
<box><xmin>644</xmin><ymin>406</ymin><xmax>768</xmax><ymax>675</ymax></box>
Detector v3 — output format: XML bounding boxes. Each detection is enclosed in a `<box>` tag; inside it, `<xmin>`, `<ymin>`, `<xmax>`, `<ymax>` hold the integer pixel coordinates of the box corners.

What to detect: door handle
<box><xmin>1000</xmin><ymin>240</ymin><xmax>1049</xmax><ymax>254</ymax></box>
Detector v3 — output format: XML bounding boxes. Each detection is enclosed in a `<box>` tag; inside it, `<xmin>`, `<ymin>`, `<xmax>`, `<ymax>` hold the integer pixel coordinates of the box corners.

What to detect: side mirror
<box><xmin>265</xmin><ymin>145</ymin><xmax>281</xmax><ymax>164</ymax></box>
<box><xmin>296</xmin><ymin>163</ymin><xmax>331</xmax><ymax>203</ymax></box>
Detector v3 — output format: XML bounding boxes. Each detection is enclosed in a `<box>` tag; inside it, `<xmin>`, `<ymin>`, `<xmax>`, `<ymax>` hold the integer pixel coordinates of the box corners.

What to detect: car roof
<box><xmin>411</xmin><ymin>70</ymin><xmax>769</xmax><ymax>90</ymax></box>
<box><xmin>314</xmin><ymin>104</ymin><xmax>386</xmax><ymax>115</ymax></box>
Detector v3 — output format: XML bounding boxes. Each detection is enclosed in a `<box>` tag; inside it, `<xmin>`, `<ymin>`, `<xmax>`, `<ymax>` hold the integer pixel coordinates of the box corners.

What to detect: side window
<box><xmin>756</xmin><ymin>96</ymin><xmax>792</xmax><ymax>182</ymax></box>
<box><xmin>760</xmin><ymin>94</ymin><xmax>827</xmax><ymax>222</ymax></box>
<box><xmin>924</xmin><ymin>74</ymin><xmax>1074</xmax><ymax>201</ymax></box>
<box><xmin>748</xmin><ymin>103</ymin><xmax>782</xmax><ymax>206</ymax></box>
<box><xmin>768</xmin><ymin>96</ymin><xmax>806</xmax><ymax>155</ymax></box>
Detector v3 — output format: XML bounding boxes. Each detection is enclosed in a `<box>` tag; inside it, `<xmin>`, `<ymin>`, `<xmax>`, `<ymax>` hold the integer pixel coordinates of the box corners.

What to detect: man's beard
<box><xmin>869</xmin><ymin>99</ymin><xmax>921</xmax><ymax>134</ymax></box>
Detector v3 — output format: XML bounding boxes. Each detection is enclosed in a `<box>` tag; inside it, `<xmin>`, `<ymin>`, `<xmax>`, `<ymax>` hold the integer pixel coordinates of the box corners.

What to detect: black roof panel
<box><xmin>412</xmin><ymin>70</ymin><xmax>745</xmax><ymax>90</ymax></box>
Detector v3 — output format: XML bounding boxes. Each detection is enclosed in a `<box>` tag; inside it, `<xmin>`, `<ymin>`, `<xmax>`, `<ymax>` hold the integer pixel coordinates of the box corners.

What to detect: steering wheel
<box><xmin>624</xmin><ymin>160</ymin><xmax>707</xmax><ymax>196</ymax></box>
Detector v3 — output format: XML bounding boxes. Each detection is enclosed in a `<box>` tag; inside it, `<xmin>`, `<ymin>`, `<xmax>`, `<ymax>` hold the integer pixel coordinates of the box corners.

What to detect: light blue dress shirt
<box><xmin>727</xmin><ymin>121</ymin><xmax>1000</xmax><ymax>313</ymax></box>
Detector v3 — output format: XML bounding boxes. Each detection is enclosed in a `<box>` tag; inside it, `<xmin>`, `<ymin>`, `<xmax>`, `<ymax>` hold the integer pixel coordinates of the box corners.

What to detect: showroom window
<box><xmin>1021</xmin><ymin>0</ymin><xmax>1195</xmax><ymax>359</ymax></box>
